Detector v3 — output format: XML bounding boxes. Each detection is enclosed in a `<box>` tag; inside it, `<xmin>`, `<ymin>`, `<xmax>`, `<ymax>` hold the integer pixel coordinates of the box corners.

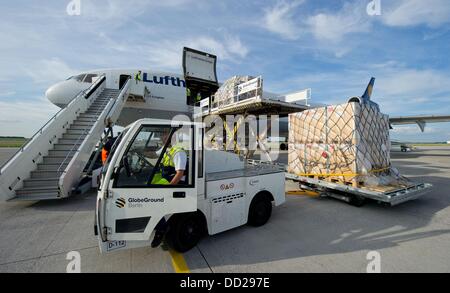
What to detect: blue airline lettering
<box><xmin>143</xmin><ymin>73</ymin><xmax>186</xmax><ymax>87</ymax></box>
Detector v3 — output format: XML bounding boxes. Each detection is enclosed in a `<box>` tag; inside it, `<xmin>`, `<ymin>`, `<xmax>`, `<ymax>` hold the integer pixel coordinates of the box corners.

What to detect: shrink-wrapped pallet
<box><xmin>288</xmin><ymin>102</ymin><xmax>404</xmax><ymax>188</ymax></box>
<box><xmin>214</xmin><ymin>75</ymin><xmax>254</xmax><ymax>107</ymax></box>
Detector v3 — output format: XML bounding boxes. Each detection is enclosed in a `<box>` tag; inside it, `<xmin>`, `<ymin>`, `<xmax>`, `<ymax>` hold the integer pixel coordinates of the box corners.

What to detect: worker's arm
<box><xmin>170</xmin><ymin>170</ymin><xmax>184</xmax><ymax>185</ymax></box>
<box><xmin>170</xmin><ymin>151</ymin><xmax>187</xmax><ymax>185</ymax></box>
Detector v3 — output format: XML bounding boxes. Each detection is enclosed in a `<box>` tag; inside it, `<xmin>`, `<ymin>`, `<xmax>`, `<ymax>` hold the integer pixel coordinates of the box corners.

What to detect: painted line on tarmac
<box><xmin>169</xmin><ymin>249</ymin><xmax>190</xmax><ymax>273</ymax></box>
<box><xmin>286</xmin><ymin>190</ymin><xmax>319</xmax><ymax>197</ymax></box>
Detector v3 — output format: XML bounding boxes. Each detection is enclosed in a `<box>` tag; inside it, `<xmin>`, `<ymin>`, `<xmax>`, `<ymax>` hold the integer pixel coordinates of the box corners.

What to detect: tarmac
<box><xmin>0</xmin><ymin>146</ymin><xmax>449</xmax><ymax>273</ymax></box>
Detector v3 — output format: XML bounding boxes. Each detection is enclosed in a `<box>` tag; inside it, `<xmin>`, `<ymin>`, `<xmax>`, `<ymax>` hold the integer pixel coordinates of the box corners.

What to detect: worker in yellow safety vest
<box><xmin>135</xmin><ymin>70</ymin><xmax>142</xmax><ymax>84</ymax></box>
<box><xmin>186</xmin><ymin>87</ymin><xmax>191</xmax><ymax>99</ymax></box>
<box><xmin>151</xmin><ymin>144</ymin><xmax>187</xmax><ymax>185</ymax></box>
<box><xmin>195</xmin><ymin>92</ymin><xmax>202</xmax><ymax>103</ymax></box>
<box><xmin>151</xmin><ymin>128</ymin><xmax>188</xmax><ymax>247</ymax></box>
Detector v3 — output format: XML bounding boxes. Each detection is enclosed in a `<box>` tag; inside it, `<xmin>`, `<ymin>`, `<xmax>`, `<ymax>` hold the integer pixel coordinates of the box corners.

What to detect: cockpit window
<box><xmin>74</xmin><ymin>74</ymin><xmax>86</xmax><ymax>82</ymax></box>
<box><xmin>83</xmin><ymin>74</ymin><xmax>98</xmax><ymax>83</ymax></box>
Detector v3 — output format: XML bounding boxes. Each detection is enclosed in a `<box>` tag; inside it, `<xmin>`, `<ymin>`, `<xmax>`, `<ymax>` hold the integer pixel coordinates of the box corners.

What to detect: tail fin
<box><xmin>361</xmin><ymin>77</ymin><xmax>375</xmax><ymax>102</ymax></box>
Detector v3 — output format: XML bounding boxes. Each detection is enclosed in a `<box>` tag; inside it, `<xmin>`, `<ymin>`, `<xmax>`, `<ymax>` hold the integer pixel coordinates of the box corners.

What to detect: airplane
<box><xmin>45</xmin><ymin>56</ymin><xmax>450</xmax><ymax>145</ymax></box>
<box><xmin>45</xmin><ymin>69</ymin><xmax>193</xmax><ymax>127</ymax></box>
<box><xmin>390</xmin><ymin>140</ymin><xmax>415</xmax><ymax>152</ymax></box>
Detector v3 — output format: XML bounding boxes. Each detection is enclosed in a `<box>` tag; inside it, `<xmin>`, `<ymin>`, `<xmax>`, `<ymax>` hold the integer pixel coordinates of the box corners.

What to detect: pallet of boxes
<box><xmin>212</xmin><ymin>75</ymin><xmax>257</xmax><ymax>108</ymax></box>
<box><xmin>206</xmin><ymin>75</ymin><xmax>260</xmax><ymax>151</ymax></box>
<box><xmin>288</xmin><ymin>101</ymin><xmax>412</xmax><ymax>192</ymax></box>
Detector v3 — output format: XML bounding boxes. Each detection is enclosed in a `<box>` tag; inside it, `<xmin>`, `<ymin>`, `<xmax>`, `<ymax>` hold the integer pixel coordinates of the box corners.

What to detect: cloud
<box><xmin>390</xmin><ymin>125</ymin><xmax>431</xmax><ymax>134</ymax></box>
<box><xmin>390</xmin><ymin>124</ymin><xmax>450</xmax><ymax>143</ymax></box>
<box><xmin>0</xmin><ymin>91</ymin><xmax>16</xmax><ymax>97</ymax></box>
<box><xmin>262</xmin><ymin>0</ymin><xmax>305</xmax><ymax>40</ymax></box>
<box><xmin>261</xmin><ymin>1</ymin><xmax>371</xmax><ymax>57</ymax></box>
<box><xmin>187</xmin><ymin>35</ymin><xmax>249</xmax><ymax>61</ymax></box>
<box><xmin>0</xmin><ymin>100</ymin><xmax>59</xmax><ymax>137</ymax></box>
<box><xmin>24</xmin><ymin>58</ymin><xmax>79</xmax><ymax>85</ymax></box>
<box><xmin>80</xmin><ymin>0</ymin><xmax>194</xmax><ymax>27</ymax></box>
<box><xmin>262</xmin><ymin>1</ymin><xmax>371</xmax><ymax>42</ymax></box>
<box><xmin>382</xmin><ymin>0</ymin><xmax>450</xmax><ymax>28</ymax></box>
<box><xmin>98</xmin><ymin>34</ymin><xmax>250</xmax><ymax>71</ymax></box>
<box><xmin>222</xmin><ymin>35</ymin><xmax>249</xmax><ymax>59</ymax></box>
<box><xmin>377</xmin><ymin>69</ymin><xmax>450</xmax><ymax>97</ymax></box>
<box><xmin>305</xmin><ymin>2</ymin><xmax>371</xmax><ymax>42</ymax></box>
<box><xmin>273</xmin><ymin>63</ymin><xmax>450</xmax><ymax>117</ymax></box>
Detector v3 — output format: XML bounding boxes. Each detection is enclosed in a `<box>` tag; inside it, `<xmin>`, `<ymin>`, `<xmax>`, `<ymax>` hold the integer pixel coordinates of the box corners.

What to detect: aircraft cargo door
<box><xmin>183</xmin><ymin>47</ymin><xmax>219</xmax><ymax>106</ymax></box>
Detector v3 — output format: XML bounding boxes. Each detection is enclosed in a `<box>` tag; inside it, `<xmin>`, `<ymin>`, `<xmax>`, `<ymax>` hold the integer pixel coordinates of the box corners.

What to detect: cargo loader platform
<box><xmin>285</xmin><ymin>172</ymin><xmax>433</xmax><ymax>206</ymax></box>
<box><xmin>246</xmin><ymin>159</ymin><xmax>433</xmax><ymax>206</ymax></box>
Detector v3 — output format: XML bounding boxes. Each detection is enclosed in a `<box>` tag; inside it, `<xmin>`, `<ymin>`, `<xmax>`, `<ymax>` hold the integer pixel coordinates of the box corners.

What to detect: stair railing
<box><xmin>56</xmin><ymin>77</ymin><xmax>131</xmax><ymax>197</ymax></box>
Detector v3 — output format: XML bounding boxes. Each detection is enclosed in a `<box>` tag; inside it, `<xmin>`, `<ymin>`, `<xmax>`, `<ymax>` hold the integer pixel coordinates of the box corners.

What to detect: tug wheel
<box><xmin>166</xmin><ymin>213</ymin><xmax>205</xmax><ymax>253</ymax></box>
<box><xmin>248</xmin><ymin>193</ymin><xmax>273</xmax><ymax>227</ymax></box>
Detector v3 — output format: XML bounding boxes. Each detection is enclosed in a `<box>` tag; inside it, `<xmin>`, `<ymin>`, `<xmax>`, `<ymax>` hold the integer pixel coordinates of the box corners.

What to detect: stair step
<box><xmin>87</xmin><ymin>107</ymin><xmax>105</xmax><ymax>111</ymax></box>
<box><xmin>88</xmin><ymin>105</ymin><xmax>105</xmax><ymax>109</ymax></box>
<box><xmin>23</xmin><ymin>178</ymin><xmax>59</xmax><ymax>188</ymax></box>
<box><xmin>58</xmin><ymin>138</ymin><xmax>81</xmax><ymax>144</ymax></box>
<box><xmin>43</xmin><ymin>155</ymin><xmax>73</xmax><ymax>164</ymax></box>
<box><xmin>15</xmin><ymin>186</ymin><xmax>59</xmax><ymax>195</ymax></box>
<box><xmin>78</xmin><ymin>113</ymin><xmax>98</xmax><ymax>118</ymax></box>
<box><xmin>13</xmin><ymin>192</ymin><xmax>61</xmax><ymax>201</ymax></box>
<box><xmin>30</xmin><ymin>170</ymin><xmax>60</xmax><ymax>179</ymax></box>
<box><xmin>37</xmin><ymin>163</ymin><xmax>68</xmax><ymax>171</ymax></box>
<box><xmin>65</xmin><ymin>129</ymin><xmax>87</xmax><ymax>135</ymax></box>
<box><xmin>85</xmin><ymin>110</ymin><xmax>103</xmax><ymax>115</ymax></box>
<box><xmin>48</xmin><ymin>150</ymin><xmax>77</xmax><ymax>157</ymax></box>
<box><xmin>53</xmin><ymin>143</ymin><xmax>81</xmax><ymax>151</ymax></box>
<box><xmin>58</xmin><ymin>138</ymin><xmax>81</xmax><ymax>145</ymax></box>
<box><xmin>77</xmin><ymin>117</ymin><xmax>97</xmax><ymax>121</ymax></box>
<box><xmin>68</xmin><ymin>124</ymin><xmax>92</xmax><ymax>130</ymax></box>
<box><xmin>76</xmin><ymin>115</ymin><xmax>98</xmax><ymax>120</ymax></box>
<box><xmin>69</xmin><ymin>120</ymin><xmax>97</xmax><ymax>129</ymax></box>
<box><xmin>84</xmin><ymin>110</ymin><xmax>103</xmax><ymax>115</ymax></box>
<box><xmin>62</xmin><ymin>134</ymin><xmax>87</xmax><ymax>140</ymax></box>
<box><xmin>76</xmin><ymin>117</ymin><xmax>97</xmax><ymax>122</ymax></box>
<box><xmin>89</xmin><ymin>105</ymin><xmax>106</xmax><ymax>110</ymax></box>
<box><xmin>92</xmin><ymin>101</ymin><xmax>109</xmax><ymax>105</ymax></box>
<box><xmin>71</xmin><ymin>121</ymin><xmax>95</xmax><ymax>126</ymax></box>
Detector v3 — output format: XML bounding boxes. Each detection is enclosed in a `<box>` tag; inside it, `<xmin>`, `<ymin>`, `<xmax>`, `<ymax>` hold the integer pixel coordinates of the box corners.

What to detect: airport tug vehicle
<box><xmin>96</xmin><ymin>118</ymin><xmax>285</xmax><ymax>253</ymax></box>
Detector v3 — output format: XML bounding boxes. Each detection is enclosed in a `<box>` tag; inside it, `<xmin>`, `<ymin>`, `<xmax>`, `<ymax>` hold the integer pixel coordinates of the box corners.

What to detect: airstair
<box><xmin>0</xmin><ymin>75</ymin><xmax>131</xmax><ymax>201</ymax></box>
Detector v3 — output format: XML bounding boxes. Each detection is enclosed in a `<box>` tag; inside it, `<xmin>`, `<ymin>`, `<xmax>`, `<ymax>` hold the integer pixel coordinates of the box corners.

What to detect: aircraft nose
<box><xmin>45</xmin><ymin>81</ymin><xmax>71</xmax><ymax>108</ymax></box>
<box><xmin>46</xmin><ymin>83</ymin><xmax>60</xmax><ymax>105</ymax></box>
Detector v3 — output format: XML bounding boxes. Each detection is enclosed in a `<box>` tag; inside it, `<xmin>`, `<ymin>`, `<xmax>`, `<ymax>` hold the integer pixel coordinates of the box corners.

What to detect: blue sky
<box><xmin>0</xmin><ymin>0</ymin><xmax>450</xmax><ymax>142</ymax></box>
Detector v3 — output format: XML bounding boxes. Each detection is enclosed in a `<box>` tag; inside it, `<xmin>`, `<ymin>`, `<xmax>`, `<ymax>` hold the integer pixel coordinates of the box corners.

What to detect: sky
<box><xmin>0</xmin><ymin>0</ymin><xmax>450</xmax><ymax>142</ymax></box>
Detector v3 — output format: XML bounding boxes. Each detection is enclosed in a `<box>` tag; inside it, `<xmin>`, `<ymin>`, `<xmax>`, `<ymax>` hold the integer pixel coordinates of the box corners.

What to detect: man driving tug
<box><xmin>150</xmin><ymin>127</ymin><xmax>188</xmax><ymax>247</ymax></box>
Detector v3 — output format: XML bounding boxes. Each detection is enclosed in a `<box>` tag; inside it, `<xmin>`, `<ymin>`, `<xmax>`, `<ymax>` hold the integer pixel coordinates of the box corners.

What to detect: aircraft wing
<box><xmin>389</xmin><ymin>115</ymin><xmax>450</xmax><ymax>132</ymax></box>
